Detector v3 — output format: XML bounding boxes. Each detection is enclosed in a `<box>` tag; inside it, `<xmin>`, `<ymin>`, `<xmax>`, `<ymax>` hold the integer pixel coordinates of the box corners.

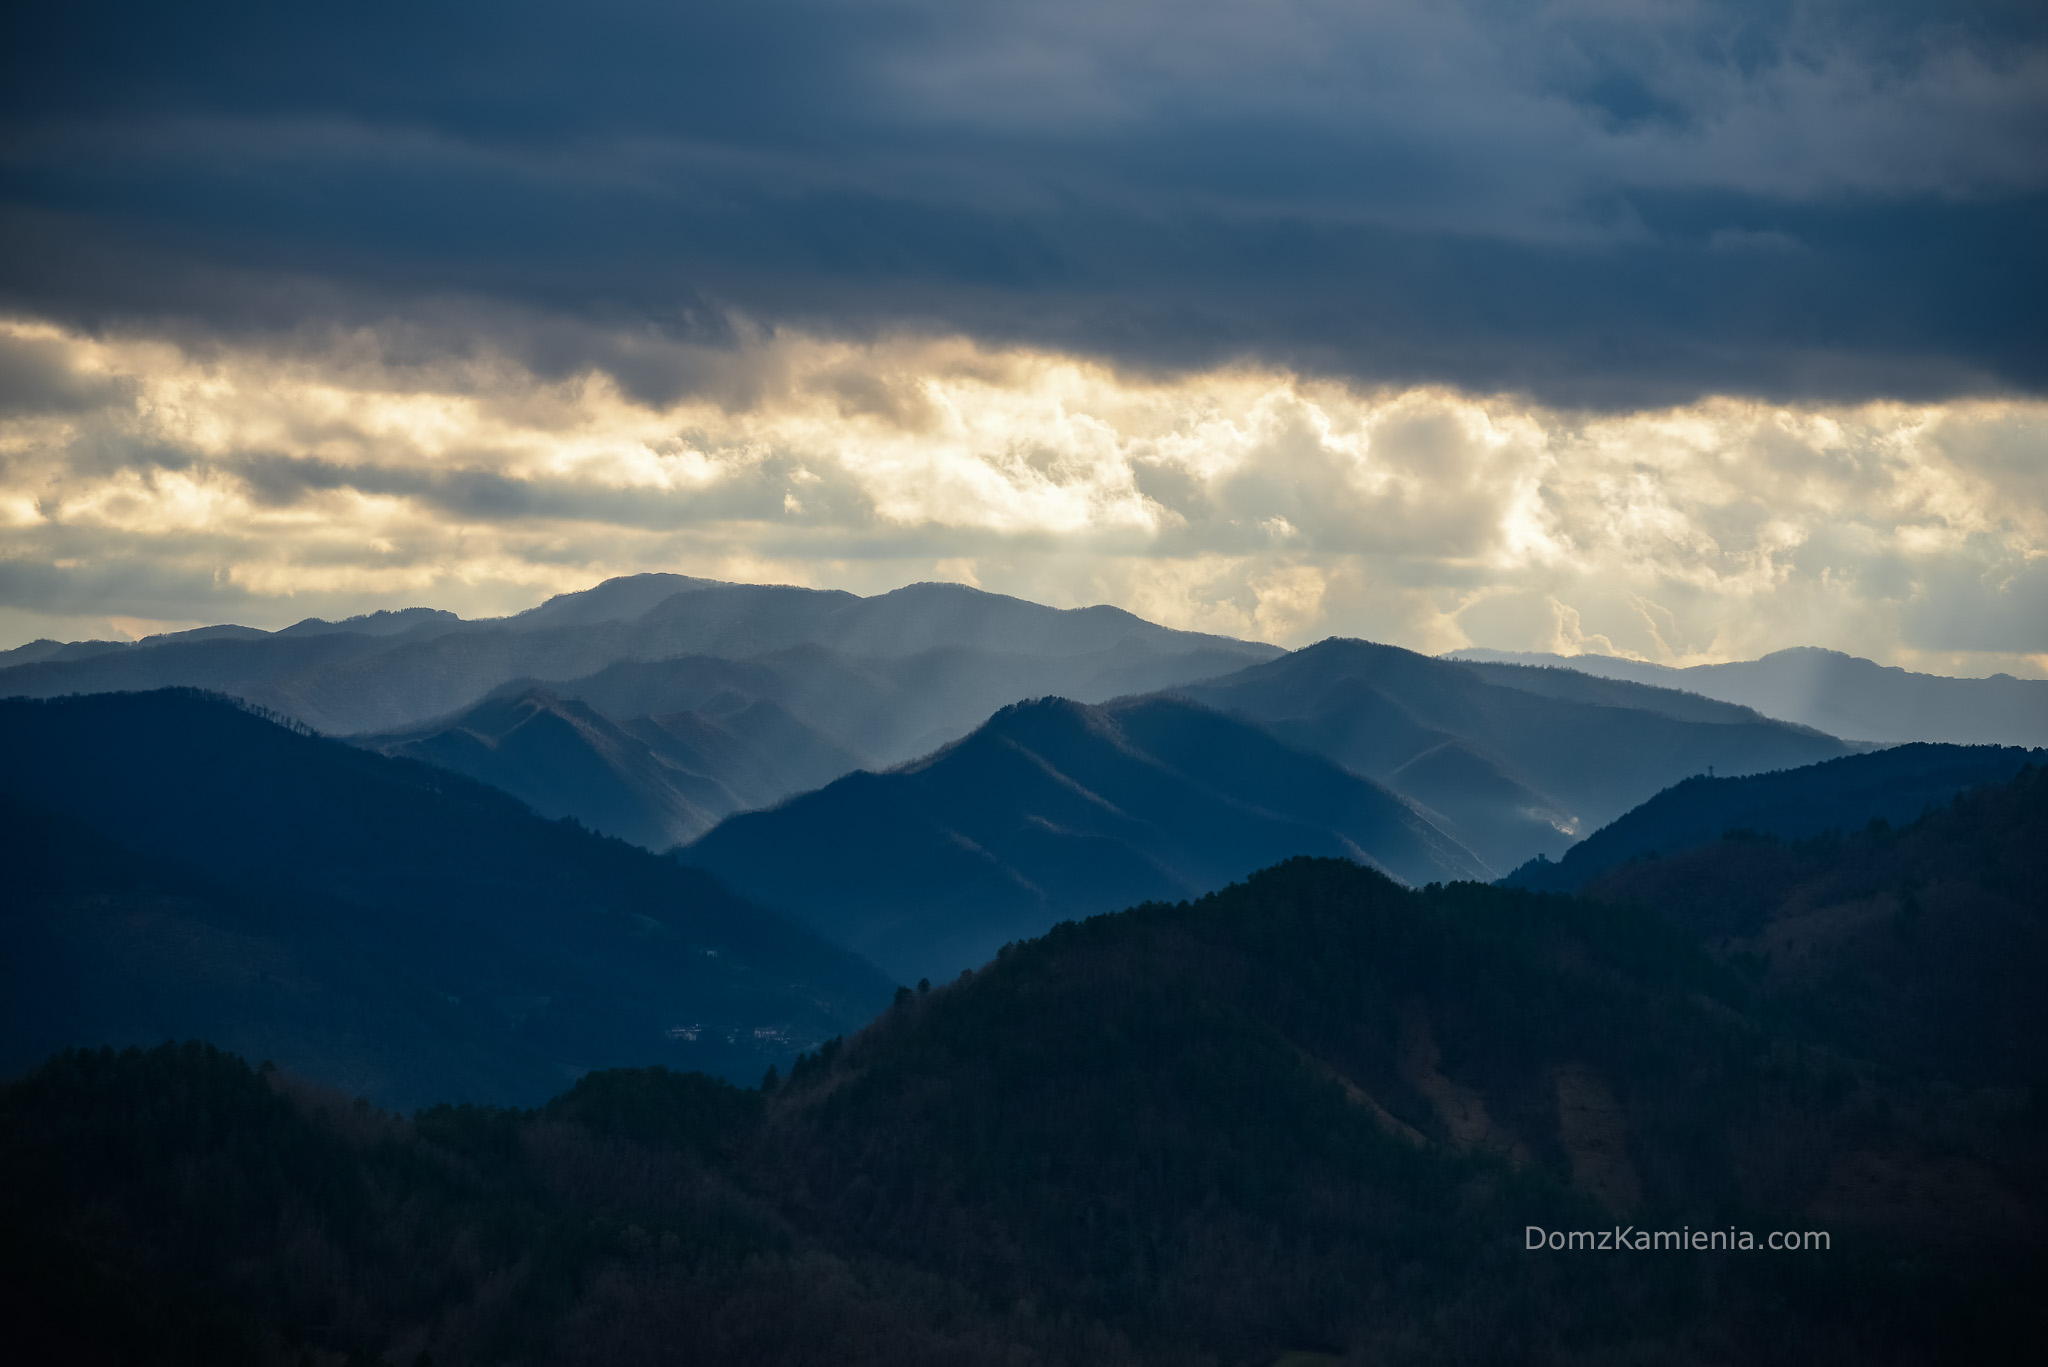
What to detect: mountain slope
<box><xmin>682</xmin><ymin>694</ymin><xmax>1486</xmax><ymax>982</ymax></box>
<box><xmin>359</xmin><ymin>687</ymin><xmax>864</xmax><ymax>849</ymax></box>
<box><xmin>10</xmin><ymin>841</ymin><xmax>2044</xmax><ymax>1366</ymax></box>
<box><xmin>1</xmin><ymin>793</ymin><xmax>573</xmax><ymax>1107</ymax></box>
<box><xmin>357</xmin><ymin>631</ymin><xmax>1275</xmax><ymax>851</ymax></box>
<box><xmin>1179</xmin><ymin>637</ymin><xmax>1852</xmax><ymax>871</ymax></box>
<box><xmin>1451</xmin><ymin>646</ymin><xmax>2048</xmax><ymax>746</ymax></box>
<box><xmin>1506</xmin><ymin>743</ymin><xmax>2048</xmax><ymax>893</ymax></box>
<box><xmin>1580</xmin><ymin>761</ymin><xmax>2048</xmax><ymax>1088</ymax></box>
<box><xmin>756</xmin><ymin>848</ymin><xmax>2047</xmax><ymax>1357</ymax></box>
<box><xmin>0</xmin><ymin>690</ymin><xmax>895</xmax><ymax>1106</ymax></box>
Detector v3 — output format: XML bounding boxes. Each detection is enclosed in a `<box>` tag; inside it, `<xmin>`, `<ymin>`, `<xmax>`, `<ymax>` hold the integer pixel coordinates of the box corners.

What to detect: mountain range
<box><xmin>4</xmin><ymin>578</ymin><xmax>1935</xmax><ymax>999</ymax></box>
<box><xmin>353</xmin><ymin>633</ymin><xmax>1280</xmax><ymax>849</ymax></box>
<box><xmin>1175</xmin><ymin>637</ymin><xmax>1851</xmax><ymax>872</ymax></box>
<box><xmin>1</xmin><ymin>576</ymin><xmax>1283</xmax><ymax>852</ymax></box>
<box><xmin>1449</xmin><ymin>646</ymin><xmax>2048</xmax><ymax>747</ymax></box>
<box><xmin>11</xmin><ymin>767</ymin><xmax>2044</xmax><ymax>1365</ymax></box>
<box><xmin>0</xmin><ymin>576</ymin><xmax>1278</xmax><ymax>737</ymax></box>
<box><xmin>15</xmin><ymin>579</ymin><xmax>2033</xmax><ymax>895</ymax></box>
<box><xmin>350</xmin><ymin>618</ymin><xmax>1865</xmax><ymax>894</ymax></box>
<box><xmin>7</xmin><ymin>575</ymin><xmax>2048</xmax><ymax>1362</ymax></box>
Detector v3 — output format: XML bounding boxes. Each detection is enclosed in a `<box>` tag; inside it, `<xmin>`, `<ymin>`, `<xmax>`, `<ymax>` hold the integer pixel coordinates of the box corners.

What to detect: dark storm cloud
<box><xmin>226</xmin><ymin>449</ymin><xmax>879</xmax><ymax>530</ymax></box>
<box><xmin>2</xmin><ymin>1</ymin><xmax>2044</xmax><ymax>406</ymax></box>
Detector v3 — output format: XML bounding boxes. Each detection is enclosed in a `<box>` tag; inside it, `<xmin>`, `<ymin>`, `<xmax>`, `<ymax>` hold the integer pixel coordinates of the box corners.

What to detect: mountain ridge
<box><xmin>1449</xmin><ymin>646</ymin><xmax>2048</xmax><ymax>747</ymax></box>
<box><xmin>1505</xmin><ymin>742</ymin><xmax>2048</xmax><ymax>894</ymax></box>
<box><xmin>1176</xmin><ymin>636</ymin><xmax>1852</xmax><ymax>871</ymax></box>
<box><xmin>682</xmin><ymin>692</ymin><xmax>1486</xmax><ymax>982</ymax></box>
<box><xmin>0</xmin><ymin>575</ymin><xmax>1282</xmax><ymax>736</ymax></box>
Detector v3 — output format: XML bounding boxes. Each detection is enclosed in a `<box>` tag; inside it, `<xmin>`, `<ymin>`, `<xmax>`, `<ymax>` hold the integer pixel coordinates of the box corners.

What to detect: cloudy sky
<box><xmin>2</xmin><ymin>1</ymin><xmax>2044</xmax><ymax>673</ymax></box>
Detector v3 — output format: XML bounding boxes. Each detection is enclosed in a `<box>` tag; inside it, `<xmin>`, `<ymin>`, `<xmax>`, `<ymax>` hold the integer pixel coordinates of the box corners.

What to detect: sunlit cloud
<box><xmin>1</xmin><ymin>317</ymin><xmax>2042</xmax><ymax>677</ymax></box>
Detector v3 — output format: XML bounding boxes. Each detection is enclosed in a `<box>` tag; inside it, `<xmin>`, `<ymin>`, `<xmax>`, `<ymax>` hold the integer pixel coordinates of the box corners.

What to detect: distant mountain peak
<box><xmin>276</xmin><ymin>606</ymin><xmax>462</xmax><ymax>638</ymax></box>
<box><xmin>1442</xmin><ymin>645</ymin><xmax>2048</xmax><ymax>746</ymax></box>
<box><xmin>502</xmin><ymin>572</ymin><xmax>730</xmax><ymax>629</ymax></box>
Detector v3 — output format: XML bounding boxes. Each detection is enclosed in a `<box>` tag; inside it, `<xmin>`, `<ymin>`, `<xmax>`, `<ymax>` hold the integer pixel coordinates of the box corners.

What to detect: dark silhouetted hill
<box><xmin>1450</xmin><ymin>646</ymin><xmax>2048</xmax><ymax>747</ymax></box>
<box><xmin>0</xmin><ymin>792</ymin><xmax>576</xmax><ymax>1106</ymax></box>
<box><xmin>8</xmin><ymin>844</ymin><xmax>2042</xmax><ymax>1365</ymax></box>
<box><xmin>1581</xmin><ymin>761</ymin><xmax>2048</xmax><ymax>1087</ymax></box>
<box><xmin>684</xmin><ymin>694</ymin><xmax>1490</xmax><ymax>983</ymax></box>
<box><xmin>1506</xmin><ymin>743</ymin><xmax>2047</xmax><ymax>893</ymax></box>
<box><xmin>1179</xmin><ymin>638</ymin><xmax>1851</xmax><ymax>872</ymax></box>
<box><xmin>0</xmin><ymin>690</ymin><xmax>895</xmax><ymax>1107</ymax></box>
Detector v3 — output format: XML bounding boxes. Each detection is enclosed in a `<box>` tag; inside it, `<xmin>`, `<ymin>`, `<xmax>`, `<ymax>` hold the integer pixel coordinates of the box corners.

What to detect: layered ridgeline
<box><xmin>0</xmin><ymin>575</ymin><xmax>1278</xmax><ymax>851</ymax></box>
<box><xmin>4</xmin><ymin>580</ymin><xmax>1875</xmax><ymax>872</ymax></box>
<box><xmin>677</xmin><ymin>638</ymin><xmax>1861</xmax><ymax>983</ymax></box>
<box><xmin>10</xmin><ymin>771</ymin><xmax>2045</xmax><ymax>1367</ymax></box>
<box><xmin>682</xmin><ymin>694</ymin><xmax>1488</xmax><ymax>983</ymax></box>
<box><xmin>1176</xmin><ymin>638</ymin><xmax>1850</xmax><ymax>873</ymax></box>
<box><xmin>1450</xmin><ymin>647</ymin><xmax>2048</xmax><ymax>747</ymax></box>
<box><xmin>353</xmin><ymin>636</ymin><xmax>1275</xmax><ymax>850</ymax></box>
<box><xmin>352</xmin><ymin>636</ymin><xmax>1857</xmax><ymax>863</ymax></box>
<box><xmin>0</xmin><ymin>575</ymin><xmax>1278</xmax><ymax>737</ymax></box>
<box><xmin>357</xmin><ymin>687</ymin><xmax>866</xmax><ymax>853</ymax></box>
<box><xmin>1507</xmin><ymin>742</ymin><xmax>2048</xmax><ymax>893</ymax></box>
<box><xmin>0</xmin><ymin>691</ymin><xmax>895</xmax><ymax>1109</ymax></box>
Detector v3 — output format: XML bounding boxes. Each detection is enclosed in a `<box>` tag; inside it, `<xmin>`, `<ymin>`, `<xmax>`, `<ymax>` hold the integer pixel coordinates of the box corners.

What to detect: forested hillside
<box><xmin>11</xmin><ymin>765</ymin><xmax>2045</xmax><ymax>1365</ymax></box>
<box><xmin>1507</xmin><ymin>743</ymin><xmax>2045</xmax><ymax>893</ymax></box>
<box><xmin>0</xmin><ymin>691</ymin><xmax>895</xmax><ymax>1106</ymax></box>
<box><xmin>1582</xmin><ymin>761</ymin><xmax>2048</xmax><ymax>1087</ymax></box>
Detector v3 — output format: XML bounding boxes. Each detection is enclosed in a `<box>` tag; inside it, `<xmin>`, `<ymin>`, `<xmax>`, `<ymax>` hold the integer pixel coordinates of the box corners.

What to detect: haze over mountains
<box><xmin>1</xmin><ymin>576</ymin><xmax>1283</xmax><ymax>851</ymax></box>
<box><xmin>1175</xmin><ymin>638</ymin><xmax>1850</xmax><ymax>873</ymax></box>
<box><xmin>355</xmin><ymin>634</ymin><xmax>1286</xmax><ymax>849</ymax></box>
<box><xmin>8</xmin><ymin>576</ymin><xmax>2046</xmax><ymax>992</ymax></box>
<box><xmin>359</xmin><ymin>687</ymin><xmax>864</xmax><ymax>854</ymax></box>
<box><xmin>9</xmin><ymin>0</ymin><xmax>2046</xmax><ymax>1352</ymax></box>
<box><xmin>3</xmin><ymin>575</ymin><xmax>1919</xmax><ymax>883</ymax></box>
<box><xmin>682</xmin><ymin>694</ymin><xmax>1488</xmax><ymax>983</ymax></box>
<box><xmin>1450</xmin><ymin>647</ymin><xmax>2048</xmax><ymax>747</ymax></box>
<box><xmin>0</xmin><ymin>576</ymin><xmax>1278</xmax><ymax>738</ymax></box>
<box><xmin>8</xmin><ymin>573</ymin><xmax>2048</xmax><ymax>1362</ymax></box>
<box><xmin>13</xmin><ymin>573</ymin><xmax>2025</xmax><ymax>992</ymax></box>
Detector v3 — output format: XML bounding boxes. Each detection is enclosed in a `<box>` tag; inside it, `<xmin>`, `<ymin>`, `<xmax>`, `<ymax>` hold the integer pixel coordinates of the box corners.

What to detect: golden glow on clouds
<box><xmin>1</xmin><ymin>317</ymin><xmax>2043</xmax><ymax>676</ymax></box>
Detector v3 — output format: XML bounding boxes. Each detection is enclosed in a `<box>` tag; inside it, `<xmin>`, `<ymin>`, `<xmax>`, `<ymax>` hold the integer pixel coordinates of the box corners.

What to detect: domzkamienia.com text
<box><xmin>1527</xmin><ymin>1226</ymin><xmax>1830</xmax><ymax>1252</ymax></box>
